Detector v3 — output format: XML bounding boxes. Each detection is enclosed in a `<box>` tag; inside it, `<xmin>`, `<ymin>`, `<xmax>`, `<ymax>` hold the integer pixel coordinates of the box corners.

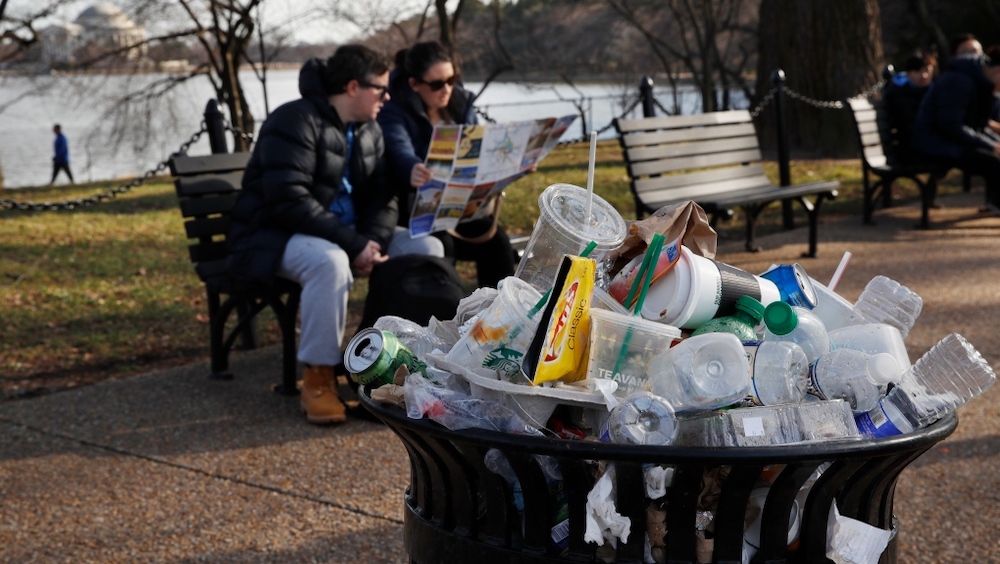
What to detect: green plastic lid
<box><xmin>735</xmin><ymin>295</ymin><xmax>765</xmax><ymax>322</ymax></box>
<box><xmin>764</xmin><ymin>301</ymin><xmax>797</xmax><ymax>335</ymax></box>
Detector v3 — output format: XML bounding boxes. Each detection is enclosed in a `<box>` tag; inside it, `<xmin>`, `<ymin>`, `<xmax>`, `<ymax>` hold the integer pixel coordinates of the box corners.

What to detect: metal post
<box><xmin>204</xmin><ymin>99</ymin><xmax>228</xmax><ymax>154</ymax></box>
<box><xmin>771</xmin><ymin>69</ymin><xmax>794</xmax><ymax>229</ymax></box>
<box><xmin>640</xmin><ymin>75</ymin><xmax>655</xmax><ymax>117</ymax></box>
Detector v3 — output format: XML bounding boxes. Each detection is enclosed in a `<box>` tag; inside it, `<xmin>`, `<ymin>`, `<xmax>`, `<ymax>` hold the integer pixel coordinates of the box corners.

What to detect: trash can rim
<box><xmin>359</xmin><ymin>390</ymin><xmax>957</xmax><ymax>464</ymax></box>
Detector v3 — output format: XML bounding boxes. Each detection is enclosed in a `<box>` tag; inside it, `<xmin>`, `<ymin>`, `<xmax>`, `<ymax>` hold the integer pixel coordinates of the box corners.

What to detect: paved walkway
<box><xmin>2</xmin><ymin>190</ymin><xmax>998</xmax><ymax>563</ymax></box>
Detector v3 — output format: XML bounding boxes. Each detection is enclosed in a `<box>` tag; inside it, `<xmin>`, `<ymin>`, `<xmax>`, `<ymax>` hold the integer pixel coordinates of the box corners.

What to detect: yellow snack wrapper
<box><xmin>523</xmin><ymin>255</ymin><xmax>596</xmax><ymax>385</ymax></box>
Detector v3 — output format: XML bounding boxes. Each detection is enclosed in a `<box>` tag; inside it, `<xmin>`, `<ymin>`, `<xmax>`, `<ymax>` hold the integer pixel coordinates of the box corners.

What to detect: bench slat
<box><xmin>620</xmin><ymin>122</ymin><xmax>757</xmax><ymax>147</ymax></box>
<box><xmin>615</xmin><ymin>110</ymin><xmax>751</xmax><ymax>133</ymax></box>
<box><xmin>179</xmin><ymin>193</ymin><xmax>239</xmax><ymax>219</ymax></box>
<box><xmin>170</xmin><ymin>152</ymin><xmax>251</xmax><ymax>176</ymax></box>
<box><xmin>189</xmin><ymin>241</ymin><xmax>229</xmax><ymax>264</ymax></box>
<box><xmin>184</xmin><ymin>216</ymin><xmax>231</xmax><ymax>240</ymax></box>
<box><xmin>639</xmin><ymin>175</ymin><xmax>774</xmax><ymax>206</ymax></box>
<box><xmin>626</xmin><ymin>135</ymin><xmax>761</xmax><ymax>163</ymax></box>
<box><xmin>630</xmin><ymin>148</ymin><xmax>763</xmax><ymax>177</ymax></box>
<box><xmin>175</xmin><ymin>173</ymin><xmax>243</xmax><ymax>198</ymax></box>
<box><xmin>634</xmin><ymin>163</ymin><xmax>766</xmax><ymax>192</ymax></box>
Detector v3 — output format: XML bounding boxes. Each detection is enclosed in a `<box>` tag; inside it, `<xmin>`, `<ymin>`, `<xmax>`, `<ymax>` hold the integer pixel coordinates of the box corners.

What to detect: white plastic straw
<box><xmin>585</xmin><ymin>130</ymin><xmax>597</xmax><ymax>222</ymax></box>
<box><xmin>828</xmin><ymin>251</ymin><xmax>852</xmax><ymax>291</ymax></box>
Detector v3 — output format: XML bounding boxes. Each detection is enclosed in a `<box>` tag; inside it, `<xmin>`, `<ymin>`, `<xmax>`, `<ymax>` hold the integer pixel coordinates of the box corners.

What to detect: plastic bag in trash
<box><xmin>402</xmin><ymin>373</ymin><xmax>543</xmax><ymax>435</ymax></box>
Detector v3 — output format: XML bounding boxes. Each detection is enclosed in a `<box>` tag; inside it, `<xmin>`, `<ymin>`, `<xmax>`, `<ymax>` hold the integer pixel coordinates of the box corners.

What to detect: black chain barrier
<box><xmin>749</xmin><ymin>80</ymin><xmax>887</xmax><ymax>118</ymax></box>
<box><xmin>0</xmin><ymin>120</ymin><xmax>254</xmax><ymax>213</ymax></box>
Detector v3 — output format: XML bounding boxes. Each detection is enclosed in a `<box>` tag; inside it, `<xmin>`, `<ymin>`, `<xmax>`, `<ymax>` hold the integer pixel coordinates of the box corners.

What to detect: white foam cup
<box><xmin>640</xmin><ymin>246</ymin><xmax>781</xmax><ymax>329</ymax></box>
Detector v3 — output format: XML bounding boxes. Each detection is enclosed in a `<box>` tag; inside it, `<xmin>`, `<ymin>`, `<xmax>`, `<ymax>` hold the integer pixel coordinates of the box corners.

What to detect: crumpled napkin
<box><xmin>585</xmin><ymin>464</ymin><xmax>632</xmax><ymax>546</ymax></box>
<box><xmin>826</xmin><ymin>500</ymin><xmax>892</xmax><ymax>564</ymax></box>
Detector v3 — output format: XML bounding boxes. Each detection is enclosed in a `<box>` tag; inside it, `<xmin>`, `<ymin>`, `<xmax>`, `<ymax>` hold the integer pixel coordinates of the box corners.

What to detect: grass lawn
<box><xmin>0</xmin><ymin>141</ymin><xmax>969</xmax><ymax>399</ymax></box>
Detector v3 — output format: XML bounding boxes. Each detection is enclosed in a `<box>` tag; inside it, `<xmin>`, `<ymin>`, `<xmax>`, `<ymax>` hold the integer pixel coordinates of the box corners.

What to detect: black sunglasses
<box><xmin>418</xmin><ymin>75</ymin><xmax>460</xmax><ymax>91</ymax></box>
<box><xmin>358</xmin><ymin>80</ymin><xmax>389</xmax><ymax>99</ymax></box>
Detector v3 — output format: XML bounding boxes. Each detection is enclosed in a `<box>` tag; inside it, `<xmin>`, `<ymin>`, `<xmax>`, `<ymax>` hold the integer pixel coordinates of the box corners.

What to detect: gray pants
<box><xmin>276</xmin><ymin>228</ymin><xmax>444</xmax><ymax>366</ymax></box>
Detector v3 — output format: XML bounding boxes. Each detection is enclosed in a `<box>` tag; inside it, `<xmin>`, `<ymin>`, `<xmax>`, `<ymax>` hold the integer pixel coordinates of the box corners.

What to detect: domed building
<box><xmin>40</xmin><ymin>2</ymin><xmax>146</xmax><ymax>66</ymax></box>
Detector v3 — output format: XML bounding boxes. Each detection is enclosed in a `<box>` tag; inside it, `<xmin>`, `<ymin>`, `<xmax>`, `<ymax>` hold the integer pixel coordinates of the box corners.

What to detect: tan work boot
<box><xmin>301</xmin><ymin>365</ymin><xmax>347</xmax><ymax>424</ymax></box>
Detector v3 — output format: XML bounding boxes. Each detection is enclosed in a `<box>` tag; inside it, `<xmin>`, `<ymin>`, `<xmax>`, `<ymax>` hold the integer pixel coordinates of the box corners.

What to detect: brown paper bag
<box><xmin>608</xmin><ymin>201</ymin><xmax>717</xmax><ymax>279</ymax></box>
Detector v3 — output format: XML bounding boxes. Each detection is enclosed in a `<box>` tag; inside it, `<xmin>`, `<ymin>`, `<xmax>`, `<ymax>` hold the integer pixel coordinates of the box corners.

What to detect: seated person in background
<box><xmin>913</xmin><ymin>52</ymin><xmax>1000</xmax><ymax>214</ymax></box>
<box><xmin>227</xmin><ymin>45</ymin><xmax>444</xmax><ymax>425</ymax></box>
<box><xmin>951</xmin><ymin>33</ymin><xmax>983</xmax><ymax>58</ymax></box>
<box><xmin>884</xmin><ymin>53</ymin><xmax>936</xmax><ymax>164</ymax></box>
<box><xmin>378</xmin><ymin>41</ymin><xmax>516</xmax><ymax>289</ymax></box>
<box><xmin>987</xmin><ymin>46</ymin><xmax>1000</xmax><ymax>136</ymax></box>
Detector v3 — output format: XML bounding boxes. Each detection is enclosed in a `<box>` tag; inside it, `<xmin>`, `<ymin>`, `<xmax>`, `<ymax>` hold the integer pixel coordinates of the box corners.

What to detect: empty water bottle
<box><xmin>855</xmin><ymin>333</ymin><xmax>997</xmax><ymax>438</ymax></box>
<box><xmin>809</xmin><ymin>349</ymin><xmax>899</xmax><ymax>413</ymax></box>
<box><xmin>647</xmin><ymin>332</ymin><xmax>751</xmax><ymax>413</ymax></box>
<box><xmin>852</xmin><ymin>275</ymin><xmax>923</xmax><ymax>338</ymax></box>
<box><xmin>743</xmin><ymin>341</ymin><xmax>811</xmax><ymax>406</ymax></box>
<box><xmin>690</xmin><ymin>295</ymin><xmax>765</xmax><ymax>342</ymax></box>
<box><xmin>600</xmin><ymin>391</ymin><xmax>677</xmax><ymax>445</ymax></box>
<box><xmin>762</xmin><ymin>301</ymin><xmax>831</xmax><ymax>363</ymax></box>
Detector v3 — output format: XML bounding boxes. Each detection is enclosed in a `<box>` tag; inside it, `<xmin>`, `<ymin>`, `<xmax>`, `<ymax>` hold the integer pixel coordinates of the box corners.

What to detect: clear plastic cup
<box><xmin>586</xmin><ymin>308</ymin><xmax>681</xmax><ymax>397</ymax></box>
<box><xmin>514</xmin><ymin>183</ymin><xmax>627</xmax><ymax>293</ymax></box>
<box><xmin>444</xmin><ymin>276</ymin><xmax>542</xmax><ymax>382</ymax></box>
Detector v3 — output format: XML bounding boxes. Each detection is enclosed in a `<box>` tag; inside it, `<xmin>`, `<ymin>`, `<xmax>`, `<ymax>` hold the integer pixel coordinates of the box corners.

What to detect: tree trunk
<box><xmin>756</xmin><ymin>0</ymin><xmax>883</xmax><ymax>158</ymax></box>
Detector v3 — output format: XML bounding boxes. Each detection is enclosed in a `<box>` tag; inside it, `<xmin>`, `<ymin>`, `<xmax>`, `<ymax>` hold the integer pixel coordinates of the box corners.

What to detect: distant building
<box><xmin>40</xmin><ymin>3</ymin><xmax>147</xmax><ymax>66</ymax></box>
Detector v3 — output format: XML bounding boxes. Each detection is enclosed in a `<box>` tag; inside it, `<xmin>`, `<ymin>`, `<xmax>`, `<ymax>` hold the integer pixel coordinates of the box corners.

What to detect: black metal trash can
<box><xmin>360</xmin><ymin>392</ymin><xmax>956</xmax><ymax>564</ymax></box>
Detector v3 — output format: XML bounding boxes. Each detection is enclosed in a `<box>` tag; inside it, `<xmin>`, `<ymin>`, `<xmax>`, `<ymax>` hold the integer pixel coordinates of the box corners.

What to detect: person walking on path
<box><xmin>50</xmin><ymin>124</ymin><xmax>74</xmax><ymax>185</ymax></box>
<box><xmin>378</xmin><ymin>41</ymin><xmax>516</xmax><ymax>288</ymax></box>
<box><xmin>226</xmin><ymin>45</ymin><xmax>444</xmax><ymax>425</ymax></box>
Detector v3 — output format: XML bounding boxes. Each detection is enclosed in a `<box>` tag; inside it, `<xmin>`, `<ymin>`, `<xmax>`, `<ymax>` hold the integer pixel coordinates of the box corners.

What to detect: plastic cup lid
<box><xmin>538</xmin><ymin>183</ymin><xmax>627</xmax><ymax>248</ymax></box>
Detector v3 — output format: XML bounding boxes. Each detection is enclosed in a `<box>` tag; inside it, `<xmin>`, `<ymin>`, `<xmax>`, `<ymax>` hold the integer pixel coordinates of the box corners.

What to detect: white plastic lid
<box><xmin>538</xmin><ymin>183</ymin><xmax>627</xmax><ymax>249</ymax></box>
<box><xmin>866</xmin><ymin>352</ymin><xmax>900</xmax><ymax>385</ymax></box>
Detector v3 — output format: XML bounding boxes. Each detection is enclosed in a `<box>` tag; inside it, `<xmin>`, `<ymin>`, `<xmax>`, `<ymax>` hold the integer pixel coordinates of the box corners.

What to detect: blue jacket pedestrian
<box><xmin>50</xmin><ymin>124</ymin><xmax>74</xmax><ymax>184</ymax></box>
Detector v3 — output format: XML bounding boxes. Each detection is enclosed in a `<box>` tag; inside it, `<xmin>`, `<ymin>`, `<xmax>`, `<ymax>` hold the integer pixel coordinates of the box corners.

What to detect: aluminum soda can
<box><xmin>344</xmin><ymin>328</ymin><xmax>427</xmax><ymax>387</ymax></box>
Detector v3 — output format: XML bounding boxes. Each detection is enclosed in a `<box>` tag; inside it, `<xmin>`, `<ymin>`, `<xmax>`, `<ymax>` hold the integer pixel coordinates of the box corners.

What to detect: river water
<box><xmin>0</xmin><ymin>69</ymin><xmax>742</xmax><ymax>189</ymax></box>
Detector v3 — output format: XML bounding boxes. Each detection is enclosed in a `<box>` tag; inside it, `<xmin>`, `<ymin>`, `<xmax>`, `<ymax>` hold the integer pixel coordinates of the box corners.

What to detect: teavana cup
<box><xmin>514</xmin><ymin>183</ymin><xmax>627</xmax><ymax>294</ymax></box>
<box><xmin>640</xmin><ymin>246</ymin><xmax>781</xmax><ymax>329</ymax></box>
<box><xmin>587</xmin><ymin>308</ymin><xmax>682</xmax><ymax>398</ymax></box>
<box><xmin>444</xmin><ymin>276</ymin><xmax>542</xmax><ymax>382</ymax></box>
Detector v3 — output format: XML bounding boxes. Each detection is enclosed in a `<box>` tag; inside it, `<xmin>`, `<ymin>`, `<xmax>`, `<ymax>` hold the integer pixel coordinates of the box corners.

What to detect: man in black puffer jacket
<box><xmin>912</xmin><ymin>53</ymin><xmax>1000</xmax><ymax>213</ymax></box>
<box><xmin>228</xmin><ymin>45</ymin><xmax>444</xmax><ymax>424</ymax></box>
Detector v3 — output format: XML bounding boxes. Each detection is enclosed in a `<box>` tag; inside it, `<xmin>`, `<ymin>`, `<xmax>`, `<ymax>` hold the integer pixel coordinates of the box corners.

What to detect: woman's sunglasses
<box><xmin>418</xmin><ymin>75</ymin><xmax>460</xmax><ymax>91</ymax></box>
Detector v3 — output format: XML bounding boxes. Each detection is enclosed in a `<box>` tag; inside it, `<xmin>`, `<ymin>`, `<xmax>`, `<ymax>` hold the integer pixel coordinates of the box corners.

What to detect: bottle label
<box><xmin>742</xmin><ymin>342</ymin><xmax>764</xmax><ymax>406</ymax></box>
<box><xmin>806</xmin><ymin>361</ymin><xmax>828</xmax><ymax>400</ymax></box>
<box><xmin>854</xmin><ymin>404</ymin><xmax>903</xmax><ymax>438</ymax></box>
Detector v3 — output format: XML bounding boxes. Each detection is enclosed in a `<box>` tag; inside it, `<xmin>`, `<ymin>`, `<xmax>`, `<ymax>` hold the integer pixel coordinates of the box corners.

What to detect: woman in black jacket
<box><xmin>228</xmin><ymin>45</ymin><xmax>444</xmax><ymax>424</ymax></box>
<box><xmin>378</xmin><ymin>41</ymin><xmax>516</xmax><ymax>288</ymax></box>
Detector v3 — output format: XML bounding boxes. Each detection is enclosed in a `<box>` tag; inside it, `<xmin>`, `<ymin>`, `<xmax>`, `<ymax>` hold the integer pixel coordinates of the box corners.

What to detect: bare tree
<box><xmin>756</xmin><ymin>0</ymin><xmax>883</xmax><ymax>157</ymax></box>
<box><xmin>606</xmin><ymin>0</ymin><xmax>758</xmax><ymax>114</ymax></box>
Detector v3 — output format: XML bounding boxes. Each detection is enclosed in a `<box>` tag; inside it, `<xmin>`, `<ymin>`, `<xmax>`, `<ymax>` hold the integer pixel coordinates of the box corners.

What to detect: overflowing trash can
<box><xmin>359</xmin><ymin>391</ymin><xmax>956</xmax><ymax>563</ymax></box>
<box><xmin>350</xmin><ymin>185</ymin><xmax>994</xmax><ymax>564</ymax></box>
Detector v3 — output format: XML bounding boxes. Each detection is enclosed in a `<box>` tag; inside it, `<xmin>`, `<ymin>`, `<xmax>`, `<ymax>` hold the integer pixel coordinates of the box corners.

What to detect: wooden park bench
<box><xmin>169</xmin><ymin>152</ymin><xmax>300</xmax><ymax>395</ymax></box>
<box><xmin>846</xmin><ymin>97</ymin><xmax>951</xmax><ymax>229</ymax></box>
<box><xmin>614</xmin><ymin>110</ymin><xmax>840</xmax><ymax>257</ymax></box>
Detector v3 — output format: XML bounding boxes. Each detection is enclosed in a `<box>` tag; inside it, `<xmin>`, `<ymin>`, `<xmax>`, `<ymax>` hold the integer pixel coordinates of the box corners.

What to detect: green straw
<box><xmin>622</xmin><ymin>240</ymin><xmax>657</xmax><ymax>310</ymax></box>
<box><xmin>527</xmin><ymin>240</ymin><xmax>598</xmax><ymax>319</ymax></box>
<box><xmin>633</xmin><ymin>234</ymin><xmax>664</xmax><ymax>315</ymax></box>
<box><xmin>611</xmin><ymin>234</ymin><xmax>664</xmax><ymax>378</ymax></box>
